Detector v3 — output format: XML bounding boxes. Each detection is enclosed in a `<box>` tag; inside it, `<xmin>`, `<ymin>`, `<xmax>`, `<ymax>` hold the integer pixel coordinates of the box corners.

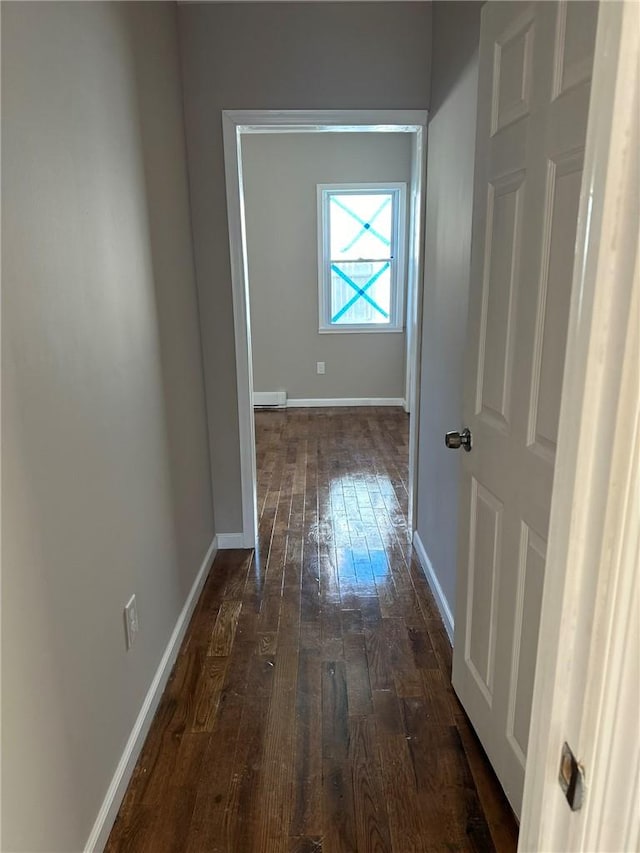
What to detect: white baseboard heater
<box><xmin>253</xmin><ymin>390</ymin><xmax>287</xmax><ymax>408</ymax></box>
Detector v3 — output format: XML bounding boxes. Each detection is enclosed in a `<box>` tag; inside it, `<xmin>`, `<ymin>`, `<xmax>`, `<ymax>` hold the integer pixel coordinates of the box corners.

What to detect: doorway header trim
<box><xmin>223</xmin><ymin>109</ymin><xmax>428</xmax><ymax>134</ymax></box>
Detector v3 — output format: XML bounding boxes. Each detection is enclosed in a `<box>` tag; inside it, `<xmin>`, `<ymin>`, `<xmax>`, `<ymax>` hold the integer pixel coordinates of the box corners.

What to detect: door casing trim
<box><xmin>222</xmin><ymin>109</ymin><xmax>428</xmax><ymax>547</ymax></box>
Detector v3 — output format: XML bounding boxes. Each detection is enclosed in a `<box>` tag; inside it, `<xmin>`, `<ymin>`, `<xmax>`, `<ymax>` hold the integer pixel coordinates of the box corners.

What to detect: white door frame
<box><xmin>222</xmin><ymin>109</ymin><xmax>428</xmax><ymax>548</ymax></box>
<box><xmin>520</xmin><ymin>2</ymin><xmax>639</xmax><ymax>850</ymax></box>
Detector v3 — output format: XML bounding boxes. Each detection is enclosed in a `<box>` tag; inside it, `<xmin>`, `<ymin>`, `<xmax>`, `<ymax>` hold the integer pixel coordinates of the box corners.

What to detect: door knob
<box><xmin>445</xmin><ymin>428</ymin><xmax>472</xmax><ymax>452</ymax></box>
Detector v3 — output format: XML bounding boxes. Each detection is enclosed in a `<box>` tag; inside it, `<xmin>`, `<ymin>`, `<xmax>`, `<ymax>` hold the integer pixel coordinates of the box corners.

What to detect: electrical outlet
<box><xmin>124</xmin><ymin>594</ymin><xmax>139</xmax><ymax>650</ymax></box>
<box><xmin>317</xmin><ymin>361</ymin><xmax>326</xmax><ymax>375</ymax></box>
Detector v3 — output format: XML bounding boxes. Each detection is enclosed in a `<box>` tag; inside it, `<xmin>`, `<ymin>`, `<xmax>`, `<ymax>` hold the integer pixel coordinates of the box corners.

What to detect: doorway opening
<box><xmin>222</xmin><ymin>110</ymin><xmax>428</xmax><ymax>549</ymax></box>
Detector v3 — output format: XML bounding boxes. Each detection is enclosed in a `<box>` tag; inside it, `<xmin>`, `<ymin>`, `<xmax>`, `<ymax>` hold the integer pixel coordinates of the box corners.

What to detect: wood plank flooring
<box><xmin>107</xmin><ymin>407</ymin><xmax>518</xmax><ymax>852</ymax></box>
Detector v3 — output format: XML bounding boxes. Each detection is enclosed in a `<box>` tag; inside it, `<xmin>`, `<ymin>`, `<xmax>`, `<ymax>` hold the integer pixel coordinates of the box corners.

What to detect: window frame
<box><xmin>317</xmin><ymin>182</ymin><xmax>407</xmax><ymax>333</ymax></box>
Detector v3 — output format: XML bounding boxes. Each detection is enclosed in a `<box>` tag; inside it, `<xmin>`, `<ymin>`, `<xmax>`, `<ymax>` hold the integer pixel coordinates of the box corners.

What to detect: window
<box><xmin>317</xmin><ymin>183</ymin><xmax>406</xmax><ymax>332</ymax></box>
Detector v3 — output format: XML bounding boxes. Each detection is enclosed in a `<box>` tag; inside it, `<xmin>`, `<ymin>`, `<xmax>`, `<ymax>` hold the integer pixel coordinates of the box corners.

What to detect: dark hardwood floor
<box><xmin>107</xmin><ymin>407</ymin><xmax>518</xmax><ymax>852</ymax></box>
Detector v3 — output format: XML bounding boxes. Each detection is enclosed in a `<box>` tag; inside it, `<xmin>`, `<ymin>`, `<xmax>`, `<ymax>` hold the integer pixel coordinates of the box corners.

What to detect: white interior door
<box><xmin>451</xmin><ymin>0</ymin><xmax>598</xmax><ymax>818</ymax></box>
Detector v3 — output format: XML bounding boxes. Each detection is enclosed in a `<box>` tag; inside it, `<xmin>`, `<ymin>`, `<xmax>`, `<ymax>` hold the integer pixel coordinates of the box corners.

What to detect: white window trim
<box><xmin>317</xmin><ymin>182</ymin><xmax>407</xmax><ymax>333</ymax></box>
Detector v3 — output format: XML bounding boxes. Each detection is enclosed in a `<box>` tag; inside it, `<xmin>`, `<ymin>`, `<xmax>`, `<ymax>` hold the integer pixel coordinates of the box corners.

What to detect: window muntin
<box><xmin>318</xmin><ymin>184</ymin><xmax>406</xmax><ymax>332</ymax></box>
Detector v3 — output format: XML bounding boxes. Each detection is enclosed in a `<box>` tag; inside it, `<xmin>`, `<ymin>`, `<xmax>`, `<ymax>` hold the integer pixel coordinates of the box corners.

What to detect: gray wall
<box><xmin>243</xmin><ymin>132</ymin><xmax>412</xmax><ymax>401</ymax></box>
<box><xmin>415</xmin><ymin>1</ymin><xmax>481</xmax><ymax>619</ymax></box>
<box><xmin>2</xmin><ymin>3</ymin><xmax>213</xmax><ymax>850</ymax></box>
<box><xmin>178</xmin><ymin>2</ymin><xmax>432</xmax><ymax>533</ymax></box>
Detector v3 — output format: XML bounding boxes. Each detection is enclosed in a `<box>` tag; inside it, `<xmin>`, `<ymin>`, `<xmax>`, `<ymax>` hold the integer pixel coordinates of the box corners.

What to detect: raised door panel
<box><xmin>491</xmin><ymin>7</ymin><xmax>535</xmax><ymax>135</ymax></box>
<box><xmin>476</xmin><ymin>171</ymin><xmax>525</xmax><ymax>431</ymax></box>
<box><xmin>528</xmin><ymin>151</ymin><xmax>584</xmax><ymax>461</ymax></box>
<box><xmin>552</xmin><ymin>1</ymin><xmax>599</xmax><ymax>99</ymax></box>
<box><xmin>507</xmin><ymin>524</ymin><xmax>547</xmax><ymax>766</ymax></box>
<box><xmin>465</xmin><ymin>478</ymin><xmax>503</xmax><ymax>706</ymax></box>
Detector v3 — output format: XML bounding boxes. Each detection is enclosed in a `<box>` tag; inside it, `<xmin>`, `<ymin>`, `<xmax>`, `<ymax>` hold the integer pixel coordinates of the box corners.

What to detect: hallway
<box><xmin>107</xmin><ymin>408</ymin><xmax>517</xmax><ymax>852</ymax></box>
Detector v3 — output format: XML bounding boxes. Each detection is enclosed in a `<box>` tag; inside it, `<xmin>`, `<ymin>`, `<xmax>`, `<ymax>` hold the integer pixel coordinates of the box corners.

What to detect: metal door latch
<box><xmin>445</xmin><ymin>427</ymin><xmax>473</xmax><ymax>452</ymax></box>
<box><xmin>559</xmin><ymin>741</ymin><xmax>585</xmax><ymax>811</ymax></box>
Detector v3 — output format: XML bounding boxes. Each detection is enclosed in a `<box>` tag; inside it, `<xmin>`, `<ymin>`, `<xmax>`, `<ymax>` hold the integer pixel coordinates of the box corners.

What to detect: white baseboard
<box><xmin>286</xmin><ymin>397</ymin><xmax>406</xmax><ymax>408</ymax></box>
<box><xmin>253</xmin><ymin>390</ymin><xmax>286</xmax><ymax>408</ymax></box>
<box><xmin>412</xmin><ymin>530</ymin><xmax>454</xmax><ymax>644</ymax></box>
<box><xmin>216</xmin><ymin>532</ymin><xmax>249</xmax><ymax>549</ymax></box>
<box><xmin>84</xmin><ymin>536</ymin><xmax>218</xmax><ymax>852</ymax></box>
